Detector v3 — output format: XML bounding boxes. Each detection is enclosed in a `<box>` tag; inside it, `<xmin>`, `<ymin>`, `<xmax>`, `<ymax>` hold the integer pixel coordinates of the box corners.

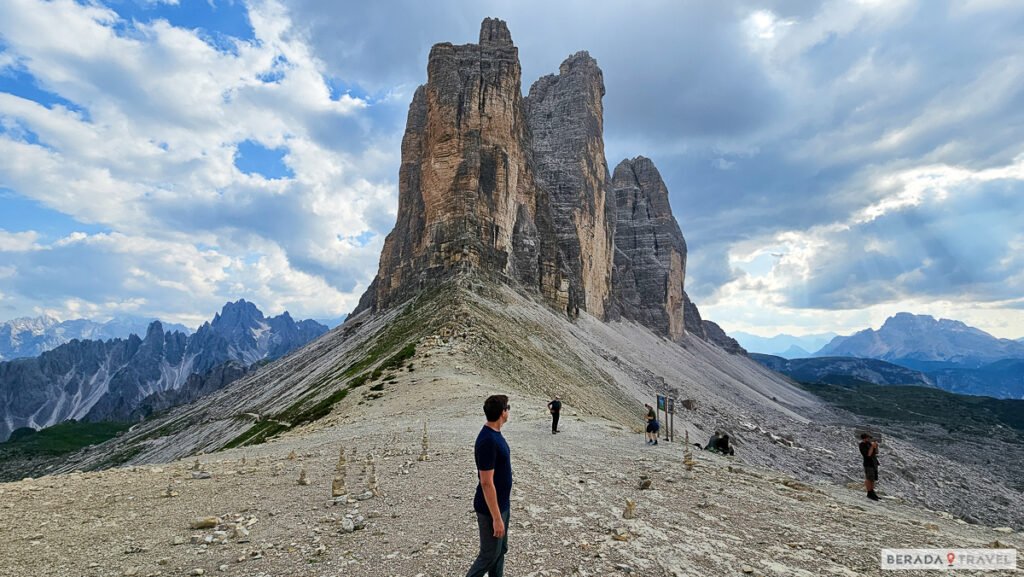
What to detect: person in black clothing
<box><xmin>547</xmin><ymin>395</ymin><xmax>562</xmax><ymax>434</ymax></box>
<box><xmin>704</xmin><ymin>431</ymin><xmax>722</xmax><ymax>451</ymax></box>
<box><xmin>714</xmin><ymin>433</ymin><xmax>735</xmax><ymax>456</ymax></box>
<box><xmin>702</xmin><ymin>430</ymin><xmax>735</xmax><ymax>455</ymax></box>
<box><xmin>644</xmin><ymin>403</ymin><xmax>659</xmax><ymax>445</ymax></box>
<box><xmin>466</xmin><ymin>395</ymin><xmax>513</xmax><ymax>577</ymax></box>
<box><xmin>859</xmin><ymin>433</ymin><xmax>880</xmax><ymax>501</ymax></box>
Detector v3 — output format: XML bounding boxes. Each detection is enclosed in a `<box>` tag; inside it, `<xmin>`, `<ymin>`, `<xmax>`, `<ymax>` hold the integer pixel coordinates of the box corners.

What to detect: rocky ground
<box><xmin>1</xmin><ymin>360</ymin><xmax>1020</xmax><ymax>577</ymax></box>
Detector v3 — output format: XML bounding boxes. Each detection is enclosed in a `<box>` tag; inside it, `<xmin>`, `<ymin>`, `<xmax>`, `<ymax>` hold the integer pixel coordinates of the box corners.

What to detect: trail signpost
<box><xmin>655</xmin><ymin>395</ymin><xmax>676</xmax><ymax>442</ymax></box>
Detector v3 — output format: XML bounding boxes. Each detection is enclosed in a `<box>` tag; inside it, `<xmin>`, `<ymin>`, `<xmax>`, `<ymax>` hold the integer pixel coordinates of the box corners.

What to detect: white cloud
<box><xmin>0</xmin><ymin>0</ymin><xmax>393</xmax><ymax>321</ymax></box>
<box><xmin>0</xmin><ymin>230</ymin><xmax>41</xmax><ymax>252</ymax></box>
<box><xmin>0</xmin><ymin>230</ymin><xmax>360</xmax><ymax>325</ymax></box>
<box><xmin>702</xmin><ymin>153</ymin><xmax>1024</xmax><ymax>336</ymax></box>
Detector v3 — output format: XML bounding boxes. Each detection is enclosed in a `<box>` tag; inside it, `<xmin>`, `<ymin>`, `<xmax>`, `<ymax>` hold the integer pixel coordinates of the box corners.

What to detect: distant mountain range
<box><xmin>751</xmin><ymin>354</ymin><xmax>934</xmax><ymax>388</ymax></box>
<box><xmin>0</xmin><ymin>300</ymin><xmax>328</xmax><ymax>441</ymax></box>
<box><xmin>749</xmin><ymin>313</ymin><xmax>1024</xmax><ymax>399</ymax></box>
<box><xmin>731</xmin><ymin>331</ymin><xmax>837</xmax><ymax>359</ymax></box>
<box><xmin>0</xmin><ymin>315</ymin><xmax>193</xmax><ymax>362</ymax></box>
<box><xmin>815</xmin><ymin>312</ymin><xmax>1024</xmax><ymax>366</ymax></box>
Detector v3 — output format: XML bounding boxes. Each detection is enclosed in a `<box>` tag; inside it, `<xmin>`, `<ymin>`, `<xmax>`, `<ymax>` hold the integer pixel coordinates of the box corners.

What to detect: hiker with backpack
<box><xmin>546</xmin><ymin>395</ymin><xmax>562</xmax><ymax>434</ymax></box>
<box><xmin>644</xmin><ymin>403</ymin><xmax>659</xmax><ymax>445</ymax></box>
<box><xmin>859</xmin><ymin>433</ymin><xmax>880</xmax><ymax>501</ymax></box>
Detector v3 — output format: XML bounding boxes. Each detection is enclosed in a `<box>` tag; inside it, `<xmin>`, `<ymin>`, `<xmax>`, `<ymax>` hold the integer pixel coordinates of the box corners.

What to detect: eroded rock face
<box><xmin>608</xmin><ymin>157</ymin><xmax>688</xmax><ymax>341</ymax></box>
<box><xmin>357</xmin><ymin>18</ymin><xmax>562</xmax><ymax>314</ymax></box>
<box><xmin>355</xmin><ymin>18</ymin><xmax>739</xmax><ymax>352</ymax></box>
<box><xmin>525</xmin><ymin>51</ymin><xmax>614</xmax><ymax>318</ymax></box>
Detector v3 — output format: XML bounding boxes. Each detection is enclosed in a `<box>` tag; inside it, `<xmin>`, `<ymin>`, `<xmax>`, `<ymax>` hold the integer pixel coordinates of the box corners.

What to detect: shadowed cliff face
<box><xmin>526</xmin><ymin>51</ymin><xmax>614</xmax><ymax>319</ymax></box>
<box><xmin>356</xmin><ymin>18</ymin><xmax>732</xmax><ymax>350</ymax></box>
<box><xmin>608</xmin><ymin>157</ymin><xmax>687</xmax><ymax>340</ymax></box>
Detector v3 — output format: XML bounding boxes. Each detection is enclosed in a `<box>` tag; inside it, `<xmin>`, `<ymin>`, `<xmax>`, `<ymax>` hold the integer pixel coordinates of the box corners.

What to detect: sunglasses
<box><xmin>504</xmin><ymin>405</ymin><xmax>511</xmax><ymax>411</ymax></box>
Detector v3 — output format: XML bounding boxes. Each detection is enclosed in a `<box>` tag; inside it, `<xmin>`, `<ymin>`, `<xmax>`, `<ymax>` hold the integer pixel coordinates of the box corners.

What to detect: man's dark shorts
<box><xmin>864</xmin><ymin>465</ymin><xmax>878</xmax><ymax>481</ymax></box>
<box><xmin>646</xmin><ymin>420</ymin><xmax>660</xmax><ymax>433</ymax></box>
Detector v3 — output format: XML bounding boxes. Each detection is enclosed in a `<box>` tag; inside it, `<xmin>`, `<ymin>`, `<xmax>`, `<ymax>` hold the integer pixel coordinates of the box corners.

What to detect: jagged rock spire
<box><xmin>479</xmin><ymin>17</ymin><xmax>513</xmax><ymax>46</ymax></box>
<box><xmin>608</xmin><ymin>157</ymin><xmax>688</xmax><ymax>340</ymax></box>
<box><xmin>352</xmin><ymin>19</ymin><xmax>725</xmax><ymax>348</ymax></box>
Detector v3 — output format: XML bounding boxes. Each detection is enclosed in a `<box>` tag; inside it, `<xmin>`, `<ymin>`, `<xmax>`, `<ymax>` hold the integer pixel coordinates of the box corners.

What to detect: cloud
<box><xmin>0</xmin><ymin>230</ymin><xmax>361</xmax><ymax>326</ymax></box>
<box><xmin>0</xmin><ymin>0</ymin><xmax>393</xmax><ymax>320</ymax></box>
<box><xmin>0</xmin><ymin>0</ymin><xmax>1022</xmax><ymax>339</ymax></box>
<box><xmin>701</xmin><ymin>155</ymin><xmax>1024</xmax><ymax>337</ymax></box>
<box><xmin>0</xmin><ymin>229</ymin><xmax>40</xmax><ymax>252</ymax></box>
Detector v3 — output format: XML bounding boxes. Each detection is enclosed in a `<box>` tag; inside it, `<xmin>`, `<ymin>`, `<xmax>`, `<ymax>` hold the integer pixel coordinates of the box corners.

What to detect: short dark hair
<box><xmin>860</xmin><ymin>433</ymin><xmax>871</xmax><ymax>439</ymax></box>
<box><xmin>484</xmin><ymin>394</ymin><xmax>509</xmax><ymax>422</ymax></box>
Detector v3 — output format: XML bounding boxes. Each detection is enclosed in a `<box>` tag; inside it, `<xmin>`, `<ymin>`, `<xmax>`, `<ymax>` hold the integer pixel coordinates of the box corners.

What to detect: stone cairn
<box><xmin>418</xmin><ymin>421</ymin><xmax>430</xmax><ymax>462</ymax></box>
<box><xmin>366</xmin><ymin>453</ymin><xmax>381</xmax><ymax>497</ymax></box>
<box><xmin>622</xmin><ymin>498</ymin><xmax>636</xmax><ymax>519</ymax></box>
<box><xmin>162</xmin><ymin>481</ymin><xmax>178</xmax><ymax>498</ymax></box>
<box><xmin>332</xmin><ymin>446</ymin><xmax>348</xmax><ymax>498</ymax></box>
<box><xmin>298</xmin><ymin>466</ymin><xmax>310</xmax><ymax>486</ymax></box>
<box><xmin>190</xmin><ymin>458</ymin><xmax>211</xmax><ymax>479</ymax></box>
<box><xmin>684</xmin><ymin>430</ymin><xmax>695</xmax><ymax>472</ymax></box>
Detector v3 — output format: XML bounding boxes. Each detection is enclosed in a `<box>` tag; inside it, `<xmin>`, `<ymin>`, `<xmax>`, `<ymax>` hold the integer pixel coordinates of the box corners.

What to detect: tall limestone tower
<box><xmin>355</xmin><ymin>18</ymin><xmax>739</xmax><ymax>351</ymax></box>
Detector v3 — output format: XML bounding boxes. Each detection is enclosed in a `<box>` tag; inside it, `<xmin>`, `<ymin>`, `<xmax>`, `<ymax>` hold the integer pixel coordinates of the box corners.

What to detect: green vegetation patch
<box><xmin>798</xmin><ymin>381</ymin><xmax>1024</xmax><ymax>434</ymax></box>
<box><xmin>0</xmin><ymin>420</ymin><xmax>131</xmax><ymax>457</ymax></box>
<box><xmin>221</xmin><ymin>290</ymin><xmax>439</xmax><ymax>450</ymax></box>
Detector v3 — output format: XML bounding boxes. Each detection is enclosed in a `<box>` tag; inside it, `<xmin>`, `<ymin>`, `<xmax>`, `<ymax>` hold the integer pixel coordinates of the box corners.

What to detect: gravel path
<box><xmin>1</xmin><ymin>369</ymin><xmax>1020</xmax><ymax>577</ymax></box>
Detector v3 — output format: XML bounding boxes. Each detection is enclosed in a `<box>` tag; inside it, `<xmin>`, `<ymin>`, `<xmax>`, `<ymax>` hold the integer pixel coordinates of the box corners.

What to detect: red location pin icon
<box><xmin>947</xmin><ymin>552</ymin><xmax>956</xmax><ymax>566</ymax></box>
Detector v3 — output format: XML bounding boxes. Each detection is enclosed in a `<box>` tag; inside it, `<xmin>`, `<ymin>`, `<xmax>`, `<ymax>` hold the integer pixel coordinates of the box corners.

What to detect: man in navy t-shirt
<box><xmin>466</xmin><ymin>394</ymin><xmax>513</xmax><ymax>577</ymax></box>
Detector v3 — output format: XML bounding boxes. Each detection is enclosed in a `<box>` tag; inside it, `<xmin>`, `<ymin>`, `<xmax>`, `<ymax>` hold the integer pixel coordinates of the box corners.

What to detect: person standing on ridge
<box><xmin>466</xmin><ymin>395</ymin><xmax>513</xmax><ymax>577</ymax></box>
<box><xmin>859</xmin><ymin>433</ymin><xmax>880</xmax><ymax>501</ymax></box>
<box><xmin>644</xmin><ymin>403</ymin><xmax>659</xmax><ymax>445</ymax></box>
<box><xmin>547</xmin><ymin>395</ymin><xmax>562</xmax><ymax>434</ymax></box>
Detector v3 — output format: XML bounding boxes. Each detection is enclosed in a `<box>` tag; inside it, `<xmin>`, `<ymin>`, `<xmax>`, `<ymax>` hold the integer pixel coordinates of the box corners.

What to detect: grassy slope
<box><xmin>798</xmin><ymin>380</ymin><xmax>1024</xmax><ymax>434</ymax></box>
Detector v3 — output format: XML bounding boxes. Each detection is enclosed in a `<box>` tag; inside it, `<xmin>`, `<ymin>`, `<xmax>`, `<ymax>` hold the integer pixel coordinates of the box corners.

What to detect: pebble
<box><xmin>190</xmin><ymin>516</ymin><xmax>221</xmax><ymax>529</ymax></box>
<box><xmin>742</xmin><ymin>565</ymin><xmax>755</xmax><ymax>574</ymax></box>
<box><xmin>341</xmin><ymin>518</ymin><xmax>356</xmax><ymax>533</ymax></box>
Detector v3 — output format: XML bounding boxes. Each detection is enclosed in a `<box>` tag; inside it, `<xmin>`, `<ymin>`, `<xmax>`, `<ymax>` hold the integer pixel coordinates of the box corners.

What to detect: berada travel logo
<box><xmin>881</xmin><ymin>548</ymin><xmax>1016</xmax><ymax>570</ymax></box>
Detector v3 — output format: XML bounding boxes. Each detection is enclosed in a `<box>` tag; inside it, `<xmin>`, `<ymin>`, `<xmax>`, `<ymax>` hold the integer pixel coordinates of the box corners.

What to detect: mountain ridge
<box><xmin>815</xmin><ymin>312</ymin><xmax>1024</xmax><ymax>364</ymax></box>
<box><xmin>0</xmin><ymin>301</ymin><xmax>327</xmax><ymax>441</ymax></box>
<box><xmin>732</xmin><ymin>331</ymin><xmax>837</xmax><ymax>358</ymax></box>
<box><xmin>0</xmin><ymin>314</ymin><xmax>193</xmax><ymax>361</ymax></box>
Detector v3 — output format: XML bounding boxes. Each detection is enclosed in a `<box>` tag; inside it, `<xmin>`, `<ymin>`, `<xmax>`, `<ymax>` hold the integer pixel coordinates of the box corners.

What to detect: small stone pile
<box><xmin>332</xmin><ymin>445</ymin><xmax>348</xmax><ymax>498</ymax></box>
<box><xmin>186</xmin><ymin>513</ymin><xmax>256</xmax><ymax>545</ymax></box>
<box><xmin>418</xmin><ymin>421</ymin><xmax>430</xmax><ymax>462</ymax></box>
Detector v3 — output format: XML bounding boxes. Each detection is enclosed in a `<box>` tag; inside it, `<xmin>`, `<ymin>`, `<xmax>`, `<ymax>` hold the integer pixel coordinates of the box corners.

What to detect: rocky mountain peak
<box><xmin>478</xmin><ymin>17</ymin><xmax>513</xmax><ymax>47</ymax></box>
<box><xmin>354</xmin><ymin>19</ymin><xmax>733</xmax><ymax>351</ymax></box>
<box><xmin>608</xmin><ymin>156</ymin><xmax>689</xmax><ymax>340</ymax></box>
<box><xmin>0</xmin><ymin>301</ymin><xmax>328</xmax><ymax>441</ymax></box>
<box><xmin>558</xmin><ymin>50</ymin><xmax>602</xmax><ymax>80</ymax></box>
<box><xmin>213</xmin><ymin>299</ymin><xmax>264</xmax><ymax>328</ymax></box>
<box><xmin>143</xmin><ymin>320</ymin><xmax>164</xmax><ymax>341</ymax></box>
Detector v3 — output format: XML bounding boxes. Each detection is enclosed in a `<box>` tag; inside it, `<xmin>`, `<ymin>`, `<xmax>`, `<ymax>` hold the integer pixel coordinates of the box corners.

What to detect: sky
<box><xmin>0</xmin><ymin>0</ymin><xmax>1022</xmax><ymax>338</ymax></box>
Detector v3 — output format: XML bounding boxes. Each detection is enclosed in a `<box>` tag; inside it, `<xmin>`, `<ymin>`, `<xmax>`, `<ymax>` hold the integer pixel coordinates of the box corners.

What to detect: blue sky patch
<box><xmin>0</xmin><ymin>190</ymin><xmax>109</xmax><ymax>241</ymax></box>
<box><xmin>234</xmin><ymin>140</ymin><xmax>294</xmax><ymax>179</ymax></box>
<box><xmin>338</xmin><ymin>230</ymin><xmax>375</xmax><ymax>247</ymax></box>
<box><xmin>104</xmin><ymin>0</ymin><xmax>255</xmax><ymax>53</ymax></box>
<box><xmin>0</xmin><ymin>63</ymin><xmax>91</xmax><ymax>121</ymax></box>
